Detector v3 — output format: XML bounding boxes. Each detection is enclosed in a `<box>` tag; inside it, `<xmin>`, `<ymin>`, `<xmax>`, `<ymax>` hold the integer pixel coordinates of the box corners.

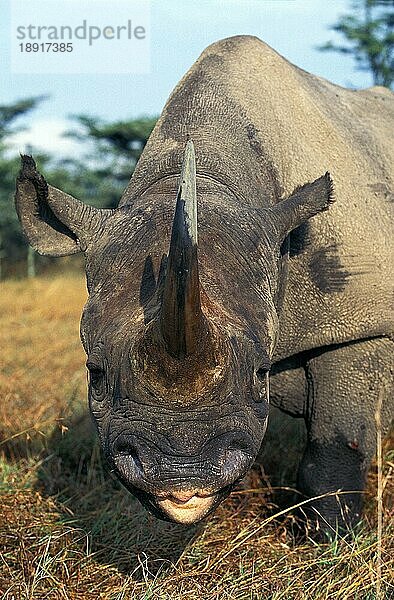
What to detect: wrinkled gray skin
<box><xmin>15</xmin><ymin>36</ymin><xmax>393</xmax><ymax>532</ymax></box>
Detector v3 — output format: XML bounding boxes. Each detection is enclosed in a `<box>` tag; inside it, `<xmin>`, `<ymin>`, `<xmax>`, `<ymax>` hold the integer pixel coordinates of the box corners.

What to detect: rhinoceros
<box><xmin>15</xmin><ymin>35</ymin><xmax>393</xmax><ymax>532</ymax></box>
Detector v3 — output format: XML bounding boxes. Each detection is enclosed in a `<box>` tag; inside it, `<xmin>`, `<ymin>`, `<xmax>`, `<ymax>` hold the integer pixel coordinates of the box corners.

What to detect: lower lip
<box><xmin>166</xmin><ymin>499</ymin><xmax>203</xmax><ymax>509</ymax></box>
<box><xmin>156</xmin><ymin>495</ymin><xmax>216</xmax><ymax>523</ymax></box>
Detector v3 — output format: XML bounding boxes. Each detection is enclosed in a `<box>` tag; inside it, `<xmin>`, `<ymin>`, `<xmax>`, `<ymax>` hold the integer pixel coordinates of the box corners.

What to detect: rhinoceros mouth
<box><xmin>151</xmin><ymin>484</ymin><xmax>235</xmax><ymax>524</ymax></box>
<box><xmin>122</xmin><ymin>481</ymin><xmax>235</xmax><ymax>524</ymax></box>
<box><xmin>155</xmin><ymin>493</ymin><xmax>217</xmax><ymax>524</ymax></box>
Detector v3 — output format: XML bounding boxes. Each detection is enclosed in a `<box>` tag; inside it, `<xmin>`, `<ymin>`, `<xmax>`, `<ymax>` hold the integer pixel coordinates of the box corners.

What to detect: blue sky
<box><xmin>0</xmin><ymin>0</ymin><xmax>373</xmax><ymax>157</ymax></box>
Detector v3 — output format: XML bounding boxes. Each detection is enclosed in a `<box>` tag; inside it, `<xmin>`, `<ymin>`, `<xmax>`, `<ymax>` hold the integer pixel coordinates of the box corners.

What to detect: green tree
<box><xmin>65</xmin><ymin>115</ymin><xmax>157</xmax><ymax>207</ymax></box>
<box><xmin>0</xmin><ymin>101</ymin><xmax>157</xmax><ymax>276</ymax></box>
<box><xmin>0</xmin><ymin>96</ymin><xmax>48</xmax><ymax>275</ymax></box>
<box><xmin>319</xmin><ymin>0</ymin><xmax>394</xmax><ymax>88</ymax></box>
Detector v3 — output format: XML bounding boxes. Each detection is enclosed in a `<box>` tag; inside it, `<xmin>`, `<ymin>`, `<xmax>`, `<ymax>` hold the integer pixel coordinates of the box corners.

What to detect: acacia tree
<box><xmin>0</xmin><ymin>102</ymin><xmax>157</xmax><ymax>276</ymax></box>
<box><xmin>64</xmin><ymin>114</ymin><xmax>157</xmax><ymax>207</ymax></box>
<box><xmin>0</xmin><ymin>96</ymin><xmax>48</xmax><ymax>275</ymax></box>
<box><xmin>319</xmin><ymin>0</ymin><xmax>394</xmax><ymax>88</ymax></box>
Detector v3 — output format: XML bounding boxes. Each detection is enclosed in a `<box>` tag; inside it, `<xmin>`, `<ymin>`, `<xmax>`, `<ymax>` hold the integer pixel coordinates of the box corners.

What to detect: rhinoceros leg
<box><xmin>298</xmin><ymin>337</ymin><xmax>393</xmax><ymax>536</ymax></box>
<box><xmin>259</xmin><ymin>365</ymin><xmax>307</xmax><ymax>487</ymax></box>
<box><xmin>269</xmin><ymin>360</ymin><xmax>307</xmax><ymax>418</ymax></box>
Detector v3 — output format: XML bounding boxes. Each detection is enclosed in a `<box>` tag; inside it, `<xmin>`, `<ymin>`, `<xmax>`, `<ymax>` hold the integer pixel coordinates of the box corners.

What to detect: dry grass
<box><xmin>0</xmin><ymin>274</ymin><xmax>86</xmax><ymax>454</ymax></box>
<box><xmin>0</xmin><ymin>274</ymin><xmax>393</xmax><ymax>600</ymax></box>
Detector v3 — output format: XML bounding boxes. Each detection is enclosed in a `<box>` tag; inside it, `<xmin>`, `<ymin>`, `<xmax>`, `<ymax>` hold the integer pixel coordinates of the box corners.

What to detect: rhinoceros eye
<box><xmin>87</xmin><ymin>362</ymin><xmax>105</xmax><ymax>397</ymax></box>
<box><xmin>89</xmin><ymin>367</ymin><xmax>103</xmax><ymax>385</ymax></box>
<box><xmin>257</xmin><ymin>355</ymin><xmax>271</xmax><ymax>375</ymax></box>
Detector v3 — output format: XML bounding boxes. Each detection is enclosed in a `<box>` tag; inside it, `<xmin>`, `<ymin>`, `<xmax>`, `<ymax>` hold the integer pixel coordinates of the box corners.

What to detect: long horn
<box><xmin>160</xmin><ymin>140</ymin><xmax>205</xmax><ymax>359</ymax></box>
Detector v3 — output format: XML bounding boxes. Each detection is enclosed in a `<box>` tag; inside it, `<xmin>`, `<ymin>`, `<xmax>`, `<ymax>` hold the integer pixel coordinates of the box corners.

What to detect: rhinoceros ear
<box><xmin>15</xmin><ymin>155</ymin><xmax>113</xmax><ymax>256</ymax></box>
<box><xmin>270</xmin><ymin>172</ymin><xmax>334</xmax><ymax>241</ymax></box>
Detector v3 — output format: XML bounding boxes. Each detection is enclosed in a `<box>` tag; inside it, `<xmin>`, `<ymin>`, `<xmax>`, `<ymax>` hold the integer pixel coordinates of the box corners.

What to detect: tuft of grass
<box><xmin>0</xmin><ymin>275</ymin><xmax>393</xmax><ymax>599</ymax></box>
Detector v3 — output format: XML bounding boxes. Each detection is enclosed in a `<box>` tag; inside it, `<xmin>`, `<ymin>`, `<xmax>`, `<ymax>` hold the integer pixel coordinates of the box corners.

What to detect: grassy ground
<box><xmin>0</xmin><ymin>274</ymin><xmax>393</xmax><ymax>600</ymax></box>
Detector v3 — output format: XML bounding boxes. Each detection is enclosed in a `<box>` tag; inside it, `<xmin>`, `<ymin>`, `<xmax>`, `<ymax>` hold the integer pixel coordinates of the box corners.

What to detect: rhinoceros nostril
<box><xmin>114</xmin><ymin>443</ymin><xmax>144</xmax><ymax>479</ymax></box>
<box><xmin>217</xmin><ymin>448</ymin><xmax>253</xmax><ymax>480</ymax></box>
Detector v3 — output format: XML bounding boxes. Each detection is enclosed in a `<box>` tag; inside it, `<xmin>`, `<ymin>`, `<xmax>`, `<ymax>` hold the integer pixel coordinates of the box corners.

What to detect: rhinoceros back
<box><xmin>121</xmin><ymin>35</ymin><xmax>394</xmax><ymax>357</ymax></box>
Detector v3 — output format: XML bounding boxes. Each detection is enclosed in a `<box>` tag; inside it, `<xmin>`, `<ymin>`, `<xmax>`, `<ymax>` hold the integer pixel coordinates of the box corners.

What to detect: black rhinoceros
<box><xmin>15</xmin><ymin>36</ymin><xmax>393</xmax><ymax>531</ymax></box>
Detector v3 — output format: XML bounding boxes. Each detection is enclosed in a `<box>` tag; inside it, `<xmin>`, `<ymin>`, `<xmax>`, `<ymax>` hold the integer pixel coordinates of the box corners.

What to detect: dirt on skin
<box><xmin>0</xmin><ymin>274</ymin><xmax>393</xmax><ymax>599</ymax></box>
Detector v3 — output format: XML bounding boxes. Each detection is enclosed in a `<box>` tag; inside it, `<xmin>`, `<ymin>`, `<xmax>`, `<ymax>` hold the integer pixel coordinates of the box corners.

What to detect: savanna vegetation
<box><xmin>0</xmin><ymin>276</ymin><xmax>392</xmax><ymax>598</ymax></box>
<box><xmin>1</xmin><ymin>4</ymin><xmax>394</xmax><ymax>597</ymax></box>
<box><xmin>319</xmin><ymin>0</ymin><xmax>394</xmax><ymax>88</ymax></box>
<box><xmin>0</xmin><ymin>97</ymin><xmax>156</xmax><ymax>278</ymax></box>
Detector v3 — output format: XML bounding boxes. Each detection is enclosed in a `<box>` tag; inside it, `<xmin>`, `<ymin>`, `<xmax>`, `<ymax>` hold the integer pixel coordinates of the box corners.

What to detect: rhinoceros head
<box><xmin>15</xmin><ymin>142</ymin><xmax>333</xmax><ymax>523</ymax></box>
